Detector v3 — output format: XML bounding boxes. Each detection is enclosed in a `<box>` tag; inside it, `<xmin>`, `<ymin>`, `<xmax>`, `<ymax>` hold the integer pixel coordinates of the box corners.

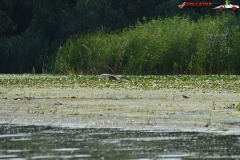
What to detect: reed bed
<box><xmin>54</xmin><ymin>13</ymin><xmax>240</xmax><ymax>75</ymax></box>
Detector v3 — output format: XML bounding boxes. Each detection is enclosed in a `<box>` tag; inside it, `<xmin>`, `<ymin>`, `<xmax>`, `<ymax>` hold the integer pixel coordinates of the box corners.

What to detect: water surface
<box><xmin>0</xmin><ymin>124</ymin><xmax>240</xmax><ymax>159</ymax></box>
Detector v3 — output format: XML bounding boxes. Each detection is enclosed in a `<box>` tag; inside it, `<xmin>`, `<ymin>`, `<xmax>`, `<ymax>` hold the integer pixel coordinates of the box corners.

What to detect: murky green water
<box><xmin>0</xmin><ymin>124</ymin><xmax>240</xmax><ymax>159</ymax></box>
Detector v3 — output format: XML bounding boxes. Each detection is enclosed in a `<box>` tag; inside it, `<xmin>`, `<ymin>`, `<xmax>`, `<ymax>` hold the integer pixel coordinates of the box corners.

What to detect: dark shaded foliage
<box><xmin>0</xmin><ymin>0</ymin><xmax>240</xmax><ymax>73</ymax></box>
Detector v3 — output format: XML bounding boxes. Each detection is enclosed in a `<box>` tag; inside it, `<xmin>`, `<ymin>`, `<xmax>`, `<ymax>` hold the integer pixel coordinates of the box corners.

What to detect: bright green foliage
<box><xmin>55</xmin><ymin>13</ymin><xmax>240</xmax><ymax>75</ymax></box>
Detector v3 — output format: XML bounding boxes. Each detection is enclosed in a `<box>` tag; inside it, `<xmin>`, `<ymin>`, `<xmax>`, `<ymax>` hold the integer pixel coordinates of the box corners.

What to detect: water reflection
<box><xmin>0</xmin><ymin>124</ymin><xmax>240</xmax><ymax>159</ymax></box>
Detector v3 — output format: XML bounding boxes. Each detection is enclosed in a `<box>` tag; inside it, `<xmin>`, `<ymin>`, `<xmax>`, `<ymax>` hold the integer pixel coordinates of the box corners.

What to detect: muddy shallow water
<box><xmin>0</xmin><ymin>75</ymin><xmax>240</xmax><ymax>159</ymax></box>
<box><xmin>0</xmin><ymin>85</ymin><xmax>240</xmax><ymax>133</ymax></box>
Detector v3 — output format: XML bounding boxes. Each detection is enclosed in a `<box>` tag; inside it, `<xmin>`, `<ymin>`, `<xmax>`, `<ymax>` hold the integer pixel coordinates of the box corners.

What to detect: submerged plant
<box><xmin>237</xmin><ymin>103</ymin><xmax>240</xmax><ymax>111</ymax></box>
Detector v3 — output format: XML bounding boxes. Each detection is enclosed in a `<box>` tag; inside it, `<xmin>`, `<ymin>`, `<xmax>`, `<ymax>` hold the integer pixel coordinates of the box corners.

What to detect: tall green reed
<box><xmin>54</xmin><ymin>13</ymin><xmax>240</xmax><ymax>75</ymax></box>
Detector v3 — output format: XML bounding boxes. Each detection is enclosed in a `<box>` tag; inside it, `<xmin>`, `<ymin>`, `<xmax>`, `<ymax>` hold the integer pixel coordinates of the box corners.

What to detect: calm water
<box><xmin>0</xmin><ymin>124</ymin><xmax>240</xmax><ymax>159</ymax></box>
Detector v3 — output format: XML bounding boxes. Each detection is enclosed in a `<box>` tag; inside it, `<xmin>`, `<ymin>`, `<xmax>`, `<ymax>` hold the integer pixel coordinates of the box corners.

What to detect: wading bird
<box><xmin>182</xmin><ymin>95</ymin><xmax>190</xmax><ymax>99</ymax></box>
<box><xmin>99</xmin><ymin>74</ymin><xmax>129</xmax><ymax>81</ymax></box>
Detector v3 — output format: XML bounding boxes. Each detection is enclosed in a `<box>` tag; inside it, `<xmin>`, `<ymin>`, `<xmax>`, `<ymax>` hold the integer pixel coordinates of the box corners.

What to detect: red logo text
<box><xmin>179</xmin><ymin>2</ymin><xmax>213</xmax><ymax>9</ymax></box>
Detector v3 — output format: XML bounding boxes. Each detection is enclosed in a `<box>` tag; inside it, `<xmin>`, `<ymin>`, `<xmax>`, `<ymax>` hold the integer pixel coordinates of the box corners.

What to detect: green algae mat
<box><xmin>0</xmin><ymin>74</ymin><xmax>240</xmax><ymax>133</ymax></box>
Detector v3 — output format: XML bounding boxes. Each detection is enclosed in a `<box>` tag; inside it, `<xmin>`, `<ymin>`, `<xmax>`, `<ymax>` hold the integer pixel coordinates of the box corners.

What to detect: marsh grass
<box><xmin>54</xmin><ymin>13</ymin><xmax>240</xmax><ymax>75</ymax></box>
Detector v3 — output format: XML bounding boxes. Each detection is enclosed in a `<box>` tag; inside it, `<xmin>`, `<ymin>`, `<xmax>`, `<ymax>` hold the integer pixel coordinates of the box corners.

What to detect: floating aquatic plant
<box><xmin>0</xmin><ymin>74</ymin><xmax>239</xmax><ymax>93</ymax></box>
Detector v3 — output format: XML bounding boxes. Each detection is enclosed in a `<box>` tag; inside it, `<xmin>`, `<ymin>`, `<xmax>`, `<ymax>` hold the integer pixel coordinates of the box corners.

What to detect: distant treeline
<box><xmin>0</xmin><ymin>0</ymin><xmax>240</xmax><ymax>74</ymax></box>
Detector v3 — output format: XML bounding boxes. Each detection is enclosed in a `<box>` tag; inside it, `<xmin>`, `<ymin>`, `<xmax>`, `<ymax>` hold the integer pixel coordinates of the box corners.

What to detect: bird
<box><xmin>98</xmin><ymin>74</ymin><xmax>129</xmax><ymax>81</ymax></box>
<box><xmin>182</xmin><ymin>95</ymin><xmax>190</xmax><ymax>99</ymax></box>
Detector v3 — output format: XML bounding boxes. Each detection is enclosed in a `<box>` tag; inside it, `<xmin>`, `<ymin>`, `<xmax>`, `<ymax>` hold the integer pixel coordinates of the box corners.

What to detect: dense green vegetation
<box><xmin>0</xmin><ymin>0</ymin><xmax>240</xmax><ymax>74</ymax></box>
<box><xmin>55</xmin><ymin>13</ymin><xmax>240</xmax><ymax>75</ymax></box>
